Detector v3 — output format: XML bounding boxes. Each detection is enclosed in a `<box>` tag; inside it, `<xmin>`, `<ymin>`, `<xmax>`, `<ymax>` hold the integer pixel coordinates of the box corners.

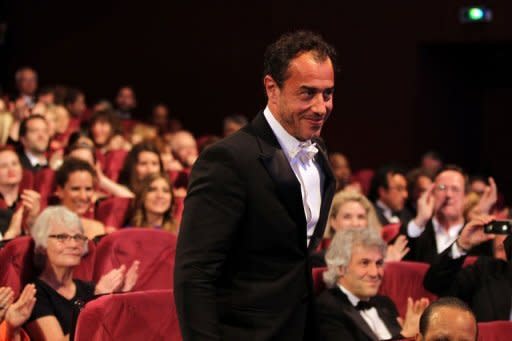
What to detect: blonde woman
<box><xmin>322</xmin><ymin>190</ymin><xmax>409</xmax><ymax>262</ymax></box>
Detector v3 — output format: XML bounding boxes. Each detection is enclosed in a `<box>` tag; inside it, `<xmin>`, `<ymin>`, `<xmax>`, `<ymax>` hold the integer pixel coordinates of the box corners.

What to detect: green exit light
<box><xmin>459</xmin><ymin>6</ymin><xmax>492</xmax><ymax>23</ymax></box>
<box><xmin>468</xmin><ymin>7</ymin><xmax>484</xmax><ymax>21</ymax></box>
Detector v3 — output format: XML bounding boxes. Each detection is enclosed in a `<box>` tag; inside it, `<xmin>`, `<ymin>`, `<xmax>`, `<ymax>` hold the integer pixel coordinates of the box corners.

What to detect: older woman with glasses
<box><xmin>25</xmin><ymin>206</ymin><xmax>139</xmax><ymax>341</ymax></box>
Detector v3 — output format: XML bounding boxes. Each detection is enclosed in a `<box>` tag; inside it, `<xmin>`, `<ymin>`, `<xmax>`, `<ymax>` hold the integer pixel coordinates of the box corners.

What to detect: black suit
<box><xmin>424</xmin><ymin>246</ymin><xmax>512</xmax><ymax>322</ymax></box>
<box><xmin>316</xmin><ymin>288</ymin><xmax>402</xmax><ymax>341</ymax></box>
<box><xmin>17</xmin><ymin>150</ymin><xmax>45</xmax><ymax>172</ymax></box>
<box><xmin>400</xmin><ymin>219</ymin><xmax>493</xmax><ymax>264</ymax></box>
<box><xmin>374</xmin><ymin>204</ymin><xmax>413</xmax><ymax>227</ymax></box>
<box><xmin>174</xmin><ymin>112</ymin><xmax>336</xmax><ymax>340</ymax></box>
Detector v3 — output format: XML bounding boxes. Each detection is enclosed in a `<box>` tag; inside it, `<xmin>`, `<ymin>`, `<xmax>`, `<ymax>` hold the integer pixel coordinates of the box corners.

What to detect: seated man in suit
<box><xmin>423</xmin><ymin>215</ymin><xmax>512</xmax><ymax>322</ymax></box>
<box><xmin>416</xmin><ymin>296</ymin><xmax>477</xmax><ymax>341</ymax></box>
<box><xmin>368</xmin><ymin>165</ymin><xmax>412</xmax><ymax>226</ymax></box>
<box><xmin>402</xmin><ymin>166</ymin><xmax>494</xmax><ymax>263</ymax></box>
<box><xmin>316</xmin><ymin>228</ymin><xmax>429</xmax><ymax>340</ymax></box>
<box><xmin>17</xmin><ymin>115</ymin><xmax>50</xmax><ymax>172</ymax></box>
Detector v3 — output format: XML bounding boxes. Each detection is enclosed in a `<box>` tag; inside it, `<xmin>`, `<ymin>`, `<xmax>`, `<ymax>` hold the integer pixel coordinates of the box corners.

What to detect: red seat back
<box><xmin>33</xmin><ymin>168</ymin><xmax>56</xmax><ymax>208</ymax></box>
<box><xmin>75</xmin><ymin>289</ymin><xmax>181</xmax><ymax>341</ymax></box>
<box><xmin>351</xmin><ymin>169</ymin><xmax>375</xmax><ymax>196</ymax></box>
<box><xmin>381</xmin><ymin>223</ymin><xmax>401</xmax><ymax>242</ymax></box>
<box><xmin>312</xmin><ymin>267</ymin><xmax>327</xmax><ymax>295</ymax></box>
<box><xmin>378</xmin><ymin>261</ymin><xmax>437</xmax><ymax>317</ymax></box>
<box><xmin>102</xmin><ymin>150</ymin><xmax>128</xmax><ymax>182</ymax></box>
<box><xmin>0</xmin><ymin>237</ymin><xmax>95</xmax><ymax>296</ymax></box>
<box><xmin>94</xmin><ymin>197</ymin><xmax>132</xmax><ymax>228</ymax></box>
<box><xmin>478</xmin><ymin>321</ymin><xmax>512</xmax><ymax>341</ymax></box>
<box><xmin>93</xmin><ymin>229</ymin><xmax>177</xmax><ymax>291</ymax></box>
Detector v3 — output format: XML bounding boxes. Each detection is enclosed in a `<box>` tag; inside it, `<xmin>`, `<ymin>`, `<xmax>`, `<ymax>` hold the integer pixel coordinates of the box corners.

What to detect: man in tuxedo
<box><xmin>402</xmin><ymin>166</ymin><xmax>494</xmax><ymax>263</ymax></box>
<box><xmin>174</xmin><ymin>31</ymin><xmax>337</xmax><ymax>340</ymax></box>
<box><xmin>424</xmin><ymin>216</ymin><xmax>511</xmax><ymax>322</ymax></box>
<box><xmin>368</xmin><ymin>165</ymin><xmax>412</xmax><ymax>226</ymax></box>
<box><xmin>416</xmin><ymin>297</ymin><xmax>477</xmax><ymax>341</ymax></box>
<box><xmin>316</xmin><ymin>228</ymin><xmax>428</xmax><ymax>340</ymax></box>
<box><xmin>17</xmin><ymin>115</ymin><xmax>49</xmax><ymax>172</ymax></box>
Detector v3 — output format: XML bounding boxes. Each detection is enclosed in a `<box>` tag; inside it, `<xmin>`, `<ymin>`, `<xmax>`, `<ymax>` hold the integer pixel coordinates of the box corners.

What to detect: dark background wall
<box><xmin>2</xmin><ymin>0</ymin><xmax>512</xmax><ymax>201</ymax></box>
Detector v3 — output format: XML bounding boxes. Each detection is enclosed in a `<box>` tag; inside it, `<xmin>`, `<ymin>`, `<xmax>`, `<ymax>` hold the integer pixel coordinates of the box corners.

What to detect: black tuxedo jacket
<box><xmin>174</xmin><ymin>112</ymin><xmax>336</xmax><ymax>340</ymax></box>
<box><xmin>424</xmin><ymin>246</ymin><xmax>512</xmax><ymax>322</ymax></box>
<box><xmin>17</xmin><ymin>150</ymin><xmax>45</xmax><ymax>172</ymax></box>
<box><xmin>315</xmin><ymin>288</ymin><xmax>402</xmax><ymax>341</ymax></box>
<box><xmin>374</xmin><ymin>204</ymin><xmax>413</xmax><ymax>227</ymax></box>
<box><xmin>400</xmin><ymin>219</ymin><xmax>493</xmax><ymax>264</ymax></box>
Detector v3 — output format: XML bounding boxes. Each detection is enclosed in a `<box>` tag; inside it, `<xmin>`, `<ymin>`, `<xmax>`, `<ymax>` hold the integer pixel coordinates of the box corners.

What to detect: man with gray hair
<box><xmin>316</xmin><ymin>228</ymin><xmax>429</xmax><ymax>340</ymax></box>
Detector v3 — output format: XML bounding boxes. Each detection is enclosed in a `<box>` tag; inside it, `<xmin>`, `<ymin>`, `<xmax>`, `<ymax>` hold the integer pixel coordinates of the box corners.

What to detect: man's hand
<box><xmin>386</xmin><ymin>235</ymin><xmax>410</xmax><ymax>262</ymax></box>
<box><xmin>414</xmin><ymin>185</ymin><xmax>435</xmax><ymax>227</ymax></box>
<box><xmin>475</xmin><ymin>177</ymin><xmax>498</xmax><ymax>215</ymax></box>
<box><xmin>457</xmin><ymin>215</ymin><xmax>495</xmax><ymax>251</ymax></box>
<box><xmin>5</xmin><ymin>284</ymin><xmax>37</xmax><ymax>329</ymax></box>
<box><xmin>0</xmin><ymin>286</ymin><xmax>15</xmax><ymax>323</ymax></box>
<box><xmin>21</xmin><ymin>189</ymin><xmax>41</xmax><ymax>228</ymax></box>
<box><xmin>398</xmin><ymin>297</ymin><xmax>430</xmax><ymax>338</ymax></box>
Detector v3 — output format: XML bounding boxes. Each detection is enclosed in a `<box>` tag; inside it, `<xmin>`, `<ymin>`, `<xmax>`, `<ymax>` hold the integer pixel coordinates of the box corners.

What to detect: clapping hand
<box><xmin>414</xmin><ymin>185</ymin><xmax>435</xmax><ymax>227</ymax></box>
<box><xmin>398</xmin><ymin>297</ymin><xmax>430</xmax><ymax>338</ymax></box>
<box><xmin>95</xmin><ymin>260</ymin><xmax>141</xmax><ymax>295</ymax></box>
<box><xmin>0</xmin><ymin>286</ymin><xmax>14</xmax><ymax>323</ymax></box>
<box><xmin>5</xmin><ymin>284</ymin><xmax>37</xmax><ymax>330</ymax></box>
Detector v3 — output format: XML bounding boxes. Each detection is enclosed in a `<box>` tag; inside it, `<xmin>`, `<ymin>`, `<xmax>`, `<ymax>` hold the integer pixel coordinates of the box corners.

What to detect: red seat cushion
<box><xmin>94</xmin><ymin>197</ymin><xmax>132</xmax><ymax>228</ymax></box>
<box><xmin>378</xmin><ymin>261</ymin><xmax>437</xmax><ymax>317</ymax></box>
<box><xmin>74</xmin><ymin>289</ymin><xmax>181</xmax><ymax>341</ymax></box>
<box><xmin>381</xmin><ymin>223</ymin><xmax>401</xmax><ymax>243</ymax></box>
<box><xmin>93</xmin><ymin>229</ymin><xmax>177</xmax><ymax>291</ymax></box>
<box><xmin>478</xmin><ymin>321</ymin><xmax>512</xmax><ymax>341</ymax></box>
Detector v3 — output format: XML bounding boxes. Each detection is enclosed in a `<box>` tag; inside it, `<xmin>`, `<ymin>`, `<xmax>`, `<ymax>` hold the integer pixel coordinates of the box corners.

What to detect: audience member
<box><xmin>0</xmin><ymin>146</ymin><xmax>41</xmax><ymax>240</ymax></box>
<box><xmin>322</xmin><ymin>190</ymin><xmax>409</xmax><ymax>262</ymax></box>
<box><xmin>420</xmin><ymin>151</ymin><xmax>443</xmax><ymax>179</ymax></box>
<box><xmin>416</xmin><ymin>297</ymin><xmax>477</xmax><ymax>341</ymax></box>
<box><xmin>369</xmin><ymin>165</ymin><xmax>413</xmax><ymax>225</ymax></box>
<box><xmin>129</xmin><ymin>172</ymin><xmax>177</xmax><ymax>232</ymax></box>
<box><xmin>0</xmin><ymin>110</ymin><xmax>13</xmax><ymax>145</ymax></box>
<box><xmin>406</xmin><ymin>168</ymin><xmax>433</xmax><ymax>217</ymax></box>
<box><xmin>115</xmin><ymin>86</ymin><xmax>137</xmax><ymax>119</ymax></box>
<box><xmin>402</xmin><ymin>166</ymin><xmax>493</xmax><ymax>263</ymax></box>
<box><xmin>423</xmin><ymin>215</ymin><xmax>511</xmax><ymax>322</ymax></box>
<box><xmin>63</xmin><ymin>88</ymin><xmax>86</xmax><ymax>120</ymax></box>
<box><xmin>37</xmin><ymin>86</ymin><xmax>55</xmax><ymax>106</ymax></box>
<box><xmin>223</xmin><ymin>114</ymin><xmax>248</xmax><ymax>137</ymax></box>
<box><xmin>118</xmin><ymin>142</ymin><xmax>163</xmax><ymax>192</ymax></box>
<box><xmin>0</xmin><ymin>284</ymin><xmax>36</xmax><ymax>341</ymax></box>
<box><xmin>15</xmin><ymin>67</ymin><xmax>38</xmax><ymax>109</ymax></box>
<box><xmin>55</xmin><ymin>157</ymin><xmax>106</xmax><ymax>239</ymax></box>
<box><xmin>25</xmin><ymin>206</ymin><xmax>139</xmax><ymax>340</ymax></box>
<box><xmin>87</xmin><ymin>109</ymin><xmax>127</xmax><ymax>153</ymax></box>
<box><xmin>169</xmin><ymin>130</ymin><xmax>198</xmax><ymax>169</ymax></box>
<box><xmin>329</xmin><ymin>152</ymin><xmax>352</xmax><ymax>192</ymax></box>
<box><xmin>17</xmin><ymin>115</ymin><xmax>50</xmax><ymax>172</ymax></box>
<box><xmin>316</xmin><ymin>228</ymin><xmax>429</xmax><ymax>340</ymax></box>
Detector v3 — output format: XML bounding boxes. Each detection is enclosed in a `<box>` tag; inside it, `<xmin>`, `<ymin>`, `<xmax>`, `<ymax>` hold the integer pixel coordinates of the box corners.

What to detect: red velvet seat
<box><xmin>0</xmin><ymin>236</ymin><xmax>96</xmax><ymax>296</ymax></box>
<box><xmin>351</xmin><ymin>169</ymin><xmax>375</xmax><ymax>196</ymax></box>
<box><xmin>102</xmin><ymin>149</ymin><xmax>128</xmax><ymax>182</ymax></box>
<box><xmin>378</xmin><ymin>261</ymin><xmax>437</xmax><ymax>317</ymax></box>
<box><xmin>381</xmin><ymin>223</ymin><xmax>401</xmax><ymax>243</ymax></box>
<box><xmin>74</xmin><ymin>289</ymin><xmax>181</xmax><ymax>341</ymax></box>
<box><xmin>478</xmin><ymin>321</ymin><xmax>512</xmax><ymax>341</ymax></box>
<box><xmin>312</xmin><ymin>267</ymin><xmax>327</xmax><ymax>295</ymax></box>
<box><xmin>32</xmin><ymin>168</ymin><xmax>56</xmax><ymax>208</ymax></box>
<box><xmin>94</xmin><ymin>197</ymin><xmax>132</xmax><ymax>228</ymax></box>
<box><xmin>93</xmin><ymin>229</ymin><xmax>177</xmax><ymax>291</ymax></box>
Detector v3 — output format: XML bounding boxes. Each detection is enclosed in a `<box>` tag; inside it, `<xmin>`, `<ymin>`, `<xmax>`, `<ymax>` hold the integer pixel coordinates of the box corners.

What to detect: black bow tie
<box><xmin>355</xmin><ymin>300</ymin><xmax>374</xmax><ymax>311</ymax></box>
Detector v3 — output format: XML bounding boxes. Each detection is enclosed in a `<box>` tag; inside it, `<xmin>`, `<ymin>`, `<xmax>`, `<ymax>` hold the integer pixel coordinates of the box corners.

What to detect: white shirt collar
<box><xmin>263</xmin><ymin>106</ymin><xmax>305</xmax><ymax>161</ymax></box>
<box><xmin>432</xmin><ymin>217</ymin><xmax>464</xmax><ymax>237</ymax></box>
<box><xmin>24</xmin><ymin>150</ymin><xmax>47</xmax><ymax>167</ymax></box>
<box><xmin>337</xmin><ymin>283</ymin><xmax>363</xmax><ymax>307</ymax></box>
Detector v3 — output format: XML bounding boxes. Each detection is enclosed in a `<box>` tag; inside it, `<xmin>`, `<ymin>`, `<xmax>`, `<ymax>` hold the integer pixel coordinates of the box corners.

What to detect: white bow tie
<box><xmin>291</xmin><ymin>141</ymin><xmax>318</xmax><ymax>163</ymax></box>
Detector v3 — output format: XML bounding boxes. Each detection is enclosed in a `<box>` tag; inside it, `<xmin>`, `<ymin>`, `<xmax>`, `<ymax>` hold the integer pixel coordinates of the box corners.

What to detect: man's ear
<box><xmin>263</xmin><ymin>75</ymin><xmax>280</xmax><ymax>104</ymax></box>
<box><xmin>338</xmin><ymin>265</ymin><xmax>345</xmax><ymax>277</ymax></box>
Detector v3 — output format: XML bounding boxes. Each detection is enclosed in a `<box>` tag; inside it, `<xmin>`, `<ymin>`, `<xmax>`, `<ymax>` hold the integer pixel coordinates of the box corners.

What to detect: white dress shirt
<box><xmin>338</xmin><ymin>284</ymin><xmax>392</xmax><ymax>340</ymax></box>
<box><xmin>24</xmin><ymin>150</ymin><xmax>48</xmax><ymax>168</ymax></box>
<box><xmin>376</xmin><ymin>200</ymin><xmax>401</xmax><ymax>224</ymax></box>
<box><xmin>407</xmin><ymin>217</ymin><xmax>464</xmax><ymax>253</ymax></box>
<box><xmin>263</xmin><ymin>107</ymin><xmax>324</xmax><ymax>246</ymax></box>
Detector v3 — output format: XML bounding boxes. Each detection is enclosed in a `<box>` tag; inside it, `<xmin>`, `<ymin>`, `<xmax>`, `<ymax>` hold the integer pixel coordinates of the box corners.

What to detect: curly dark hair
<box><xmin>263</xmin><ymin>30</ymin><xmax>337</xmax><ymax>88</ymax></box>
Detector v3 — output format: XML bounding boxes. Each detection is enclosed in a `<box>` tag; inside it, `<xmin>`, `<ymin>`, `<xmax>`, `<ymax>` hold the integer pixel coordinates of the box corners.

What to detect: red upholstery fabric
<box><xmin>0</xmin><ymin>237</ymin><xmax>95</xmax><ymax>296</ymax></box>
<box><xmin>172</xmin><ymin>196</ymin><xmax>184</xmax><ymax>226</ymax></box>
<box><xmin>478</xmin><ymin>321</ymin><xmax>512</xmax><ymax>341</ymax></box>
<box><xmin>94</xmin><ymin>197</ymin><xmax>132</xmax><ymax>228</ymax></box>
<box><xmin>93</xmin><ymin>229</ymin><xmax>177</xmax><ymax>291</ymax></box>
<box><xmin>312</xmin><ymin>267</ymin><xmax>327</xmax><ymax>296</ymax></box>
<box><xmin>33</xmin><ymin>168</ymin><xmax>56</xmax><ymax>208</ymax></box>
<box><xmin>463</xmin><ymin>256</ymin><xmax>478</xmax><ymax>267</ymax></box>
<box><xmin>102</xmin><ymin>149</ymin><xmax>128</xmax><ymax>182</ymax></box>
<box><xmin>168</xmin><ymin>170</ymin><xmax>190</xmax><ymax>189</ymax></box>
<box><xmin>378</xmin><ymin>261</ymin><xmax>437</xmax><ymax>317</ymax></box>
<box><xmin>74</xmin><ymin>289</ymin><xmax>181</xmax><ymax>341</ymax></box>
<box><xmin>381</xmin><ymin>223</ymin><xmax>401</xmax><ymax>243</ymax></box>
<box><xmin>351</xmin><ymin>169</ymin><xmax>375</xmax><ymax>196</ymax></box>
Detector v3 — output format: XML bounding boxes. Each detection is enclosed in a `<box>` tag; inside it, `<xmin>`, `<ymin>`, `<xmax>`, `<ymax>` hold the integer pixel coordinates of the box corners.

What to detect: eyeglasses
<box><xmin>48</xmin><ymin>234</ymin><xmax>88</xmax><ymax>243</ymax></box>
<box><xmin>435</xmin><ymin>184</ymin><xmax>463</xmax><ymax>194</ymax></box>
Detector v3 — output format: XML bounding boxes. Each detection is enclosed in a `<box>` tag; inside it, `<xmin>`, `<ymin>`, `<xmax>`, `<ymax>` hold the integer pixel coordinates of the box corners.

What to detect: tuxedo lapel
<box><xmin>308</xmin><ymin>139</ymin><xmax>335</xmax><ymax>251</ymax></box>
<box><xmin>332</xmin><ymin>290</ymin><xmax>379</xmax><ymax>341</ymax></box>
<box><xmin>251</xmin><ymin>113</ymin><xmax>307</xmax><ymax>243</ymax></box>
